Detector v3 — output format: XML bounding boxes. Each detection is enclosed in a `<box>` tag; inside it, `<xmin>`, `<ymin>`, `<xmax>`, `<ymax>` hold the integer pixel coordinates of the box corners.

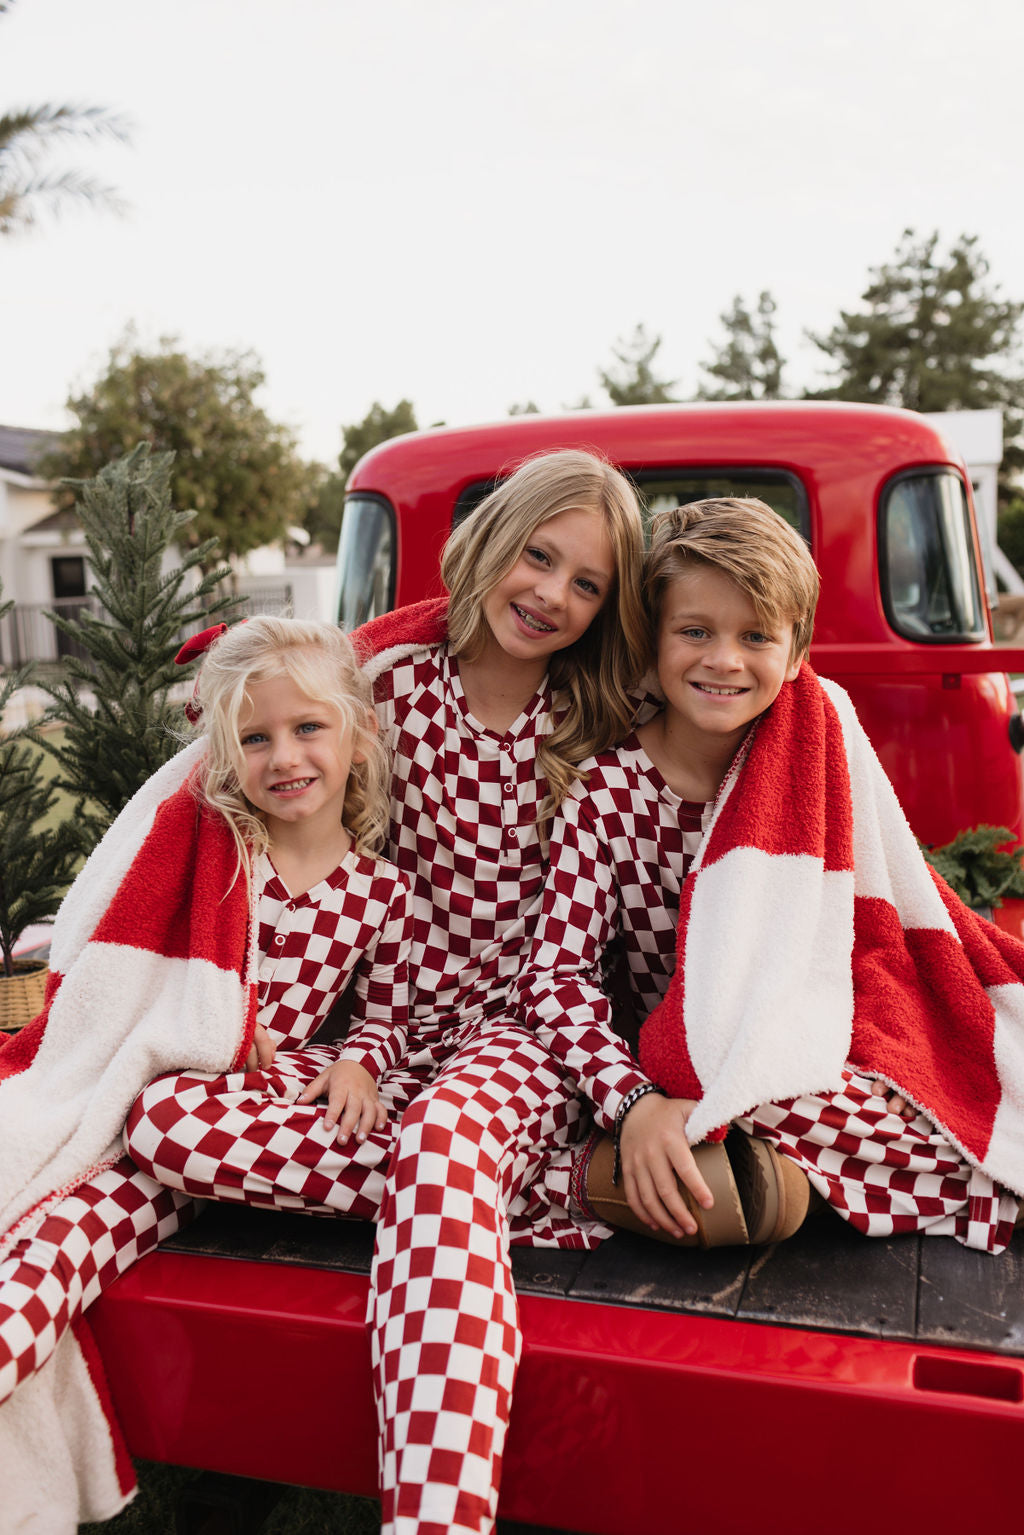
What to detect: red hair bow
<box><xmin>174</xmin><ymin>623</ymin><xmax>228</xmax><ymax>668</ymax></box>
<box><xmin>175</xmin><ymin>623</ymin><xmax>229</xmax><ymax>723</ymax></box>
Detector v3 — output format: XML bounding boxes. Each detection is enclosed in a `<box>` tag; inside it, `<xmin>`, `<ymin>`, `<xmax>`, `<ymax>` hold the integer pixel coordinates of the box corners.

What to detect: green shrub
<box><xmin>920</xmin><ymin>824</ymin><xmax>1024</xmax><ymax>910</ymax></box>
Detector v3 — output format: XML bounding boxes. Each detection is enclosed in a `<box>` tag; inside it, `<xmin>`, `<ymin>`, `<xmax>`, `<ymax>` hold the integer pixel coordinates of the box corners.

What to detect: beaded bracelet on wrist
<box><xmin>612</xmin><ymin>1081</ymin><xmax>666</xmax><ymax>1184</ymax></box>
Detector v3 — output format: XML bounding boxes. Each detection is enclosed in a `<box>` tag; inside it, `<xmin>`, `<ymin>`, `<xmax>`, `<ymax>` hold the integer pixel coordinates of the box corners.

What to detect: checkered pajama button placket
<box><xmin>255</xmin><ymin>852</ymin><xmax>412</xmax><ymax>1054</ymax></box>
<box><xmin>377</xmin><ymin>651</ymin><xmax>550</xmax><ymax>1026</ymax></box>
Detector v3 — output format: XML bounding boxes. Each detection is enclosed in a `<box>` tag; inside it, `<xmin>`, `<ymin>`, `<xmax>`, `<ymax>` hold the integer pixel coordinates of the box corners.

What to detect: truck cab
<box><xmin>337</xmin><ymin>400</ymin><xmax>1024</xmax><ymax>854</ymax></box>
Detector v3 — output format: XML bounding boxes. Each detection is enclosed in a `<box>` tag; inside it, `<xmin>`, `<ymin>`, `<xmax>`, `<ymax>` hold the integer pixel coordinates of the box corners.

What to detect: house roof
<box><xmin>0</xmin><ymin>425</ymin><xmax>61</xmax><ymax>476</ymax></box>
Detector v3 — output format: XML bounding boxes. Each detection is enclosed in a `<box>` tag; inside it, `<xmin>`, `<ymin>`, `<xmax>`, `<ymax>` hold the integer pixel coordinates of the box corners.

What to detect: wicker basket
<box><xmin>0</xmin><ymin>960</ymin><xmax>49</xmax><ymax>1033</ymax></box>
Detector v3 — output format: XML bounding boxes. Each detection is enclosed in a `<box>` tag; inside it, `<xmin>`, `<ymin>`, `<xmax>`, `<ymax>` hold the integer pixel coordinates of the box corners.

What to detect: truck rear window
<box><xmin>880</xmin><ymin>470</ymin><xmax>986</xmax><ymax>642</ymax></box>
<box><xmin>335</xmin><ymin>495</ymin><xmax>395</xmax><ymax>631</ymax></box>
<box><xmin>630</xmin><ymin>470</ymin><xmax>806</xmax><ymax>539</ymax></box>
<box><xmin>454</xmin><ymin>469</ymin><xmax>807</xmax><ymax>540</ymax></box>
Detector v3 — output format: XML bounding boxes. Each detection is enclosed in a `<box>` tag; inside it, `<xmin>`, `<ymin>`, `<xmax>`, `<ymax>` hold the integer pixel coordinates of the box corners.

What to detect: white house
<box><xmin>0</xmin><ymin>425</ymin><xmax>338</xmax><ymax>668</ymax></box>
<box><xmin>0</xmin><ymin>426</ymin><xmax>90</xmax><ymax>665</ymax></box>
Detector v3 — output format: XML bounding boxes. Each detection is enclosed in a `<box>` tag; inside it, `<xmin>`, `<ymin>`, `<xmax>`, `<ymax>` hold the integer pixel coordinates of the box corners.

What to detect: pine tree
<box><xmin>698</xmin><ymin>291</ymin><xmax>786</xmax><ymax>400</ymax></box>
<box><xmin>808</xmin><ymin>230</ymin><xmax>1024</xmax><ymax>495</ymax></box>
<box><xmin>39</xmin><ymin>444</ymin><xmax>237</xmax><ymax>854</ymax></box>
<box><xmin>0</xmin><ymin>584</ymin><xmax>80</xmax><ymax>976</ymax></box>
<box><xmin>809</xmin><ymin>231</ymin><xmax>1023</xmax><ymax>411</ymax></box>
<box><xmin>599</xmin><ymin>325</ymin><xmax>677</xmax><ymax>406</ymax></box>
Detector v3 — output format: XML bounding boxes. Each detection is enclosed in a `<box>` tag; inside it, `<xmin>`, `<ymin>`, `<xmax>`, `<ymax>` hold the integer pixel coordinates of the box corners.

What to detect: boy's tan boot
<box><xmin>584</xmin><ymin>1128</ymin><xmax>811</xmax><ymax>1249</ymax></box>
<box><xmin>724</xmin><ymin>1130</ymin><xmax>811</xmax><ymax>1244</ymax></box>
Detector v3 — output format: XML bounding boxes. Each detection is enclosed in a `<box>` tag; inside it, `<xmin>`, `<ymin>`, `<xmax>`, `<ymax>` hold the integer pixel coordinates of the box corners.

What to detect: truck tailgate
<box><xmin>89</xmin><ymin>1209</ymin><xmax>1024</xmax><ymax>1534</ymax></box>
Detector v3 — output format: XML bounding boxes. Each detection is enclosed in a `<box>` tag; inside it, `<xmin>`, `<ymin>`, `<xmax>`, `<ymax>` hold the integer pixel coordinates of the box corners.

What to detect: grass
<box><xmin>79</xmin><ymin>1461</ymin><xmax>381</xmax><ymax>1534</ymax></box>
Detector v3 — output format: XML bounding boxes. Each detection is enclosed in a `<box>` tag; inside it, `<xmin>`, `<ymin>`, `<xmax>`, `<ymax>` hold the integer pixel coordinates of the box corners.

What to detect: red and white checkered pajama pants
<box><xmin>0</xmin><ymin>1158</ymin><xmax>192</xmax><ymax>1408</ymax></box>
<box><xmin>370</xmin><ymin>1022</ymin><xmax>590</xmax><ymax>1535</ymax></box>
<box><xmin>736</xmin><ymin>1067</ymin><xmax>1020</xmax><ymax>1254</ymax></box>
<box><xmin>124</xmin><ymin>1028</ymin><xmax>596</xmax><ymax>1535</ymax></box>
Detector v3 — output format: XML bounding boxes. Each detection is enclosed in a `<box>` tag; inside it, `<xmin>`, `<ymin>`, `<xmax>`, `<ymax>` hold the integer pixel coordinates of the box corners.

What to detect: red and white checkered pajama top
<box><xmin>513</xmin><ymin>734</ymin><xmax>708</xmax><ymax>1107</ymax></box>
<box><xmin>372</xmin><ymin>644</ymin><xmax>647</xmax><ymax>1115</ymax></box>
<box><xmin>515</xmin><ymin>734</ymin><xmax>1019</xmax><ymax>1252</ymax></box>
<box><xmin>255</xmin><ymin>847</ymin><xmax>412</xmax><ymax>1076</ymax></box>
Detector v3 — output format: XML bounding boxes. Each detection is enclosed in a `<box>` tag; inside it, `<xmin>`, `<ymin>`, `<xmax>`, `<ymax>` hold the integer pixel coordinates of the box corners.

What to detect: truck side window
<box><xmin>880</xmin><ymin>471</ymin><xmax>985</xmax><ymax>642</ymax></box>
<box><xmin>335</xmin><ymin>495</ymin><xmax>396</xmax><ymax>630</ymax></box>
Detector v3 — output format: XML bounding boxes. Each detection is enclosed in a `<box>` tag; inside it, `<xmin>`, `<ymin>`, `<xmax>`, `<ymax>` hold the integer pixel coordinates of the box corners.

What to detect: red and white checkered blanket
<box><xmin>639</xmin><ymin>666</ymin><xmax>1024</xmax><ymax>1197</ymax></box>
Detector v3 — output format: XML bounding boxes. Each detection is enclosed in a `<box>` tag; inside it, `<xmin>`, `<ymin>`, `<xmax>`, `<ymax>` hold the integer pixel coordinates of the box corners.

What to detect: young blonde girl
<box><xmin>184</xmin><ymin>616</ymin><xmax>413</xmax><ymax>1130</ymax></box>
<box><xmin>0</xmin><ymin>617</ymin><xmax>412</xmax><ymax>1525</ymax></box>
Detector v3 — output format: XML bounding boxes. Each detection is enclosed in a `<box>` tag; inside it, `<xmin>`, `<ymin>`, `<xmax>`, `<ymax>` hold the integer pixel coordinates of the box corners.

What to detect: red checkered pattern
<box><xmin>514</xmin><ymin>738</ymin><xmax>708</xmax><ymax>1124</ymax></box>
<box><xmin>125</xmin><ymin>1046</ymin><xmax>427</xmax><ymax>1215</ymax></box>
<box><xmin>373</xmin><ymin>650</ymin><xmax>556</xmax><ymax>1031</ymax></box>
<box><xmin>370</xmin><ymin>1019</ymin><xmax>594</xmax><ymax>1535</ymax></box>
<box><xmin>0</xmin><ymin>1157</ymin><xmax>191</xmax><ymax>1407</ymax></box>
<box><xmin>1</xmin><ymin>852</ymin><xmax>412</xmax><ymax>1406</ymax></box>
<box><xmin>256</xmin><ymin>849</ymin><xmax>412</xmax><ymax>1076</ymax></box>
<box><xmin>736</xmin><ymin>1069</ymin><xmax>1020</xmax><ymax>1254</ymax></box>
<box><xmin>522</xmin><ymin>735</ymin><xmax>1016</xmax><ymax>1255</ymax></box>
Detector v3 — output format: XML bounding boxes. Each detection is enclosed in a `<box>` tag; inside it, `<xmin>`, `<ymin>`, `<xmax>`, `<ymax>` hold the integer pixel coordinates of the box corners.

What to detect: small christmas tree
<box><xmin>40</xmin><ymin>443</ymin><xmax>237</xmax><ymax>854</ymax></box>
<box><xmin>0</xmin><ymin>585</ymin><xmax>80</xmax><ymax>978</ymax></box>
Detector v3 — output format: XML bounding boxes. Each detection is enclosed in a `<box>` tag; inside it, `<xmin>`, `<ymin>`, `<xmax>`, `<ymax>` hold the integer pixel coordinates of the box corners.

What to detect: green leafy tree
<box><xmin>698</xmin><ymin>291</ymin><xmax>786</xmax><ymax>400</ymax></box>
<box><xmin>338</xmin><ymin>399</ymin><xmax>419</xmax><ymax>483</ymax></box>
<box><xmin>0</xmin><ymin>583</ymin><xmax>80</xmax><ymax>976</ymax></box>
<box><xmin>809</xmin><ymin>230</ymin><xmax>1024</xmax><ymax>493</ymax></box>
<box><xmin>39</xmin><ymin>445</ymin><xmax>237</xmax><ymax>855</ymax></box>
<box><xmin>305</xmin><ymin>400</ymin><xmax>419</xmax><ymax>549</ymax></box>
<box><xmin>599</xmin><ymin>325</ymin><xmax>677</xmax><ymax>406</ymax></box>
<box><xmin>0</xmin><ymin>2</ymin><xmax>130</xmax><ymax>237</ymax></box>
<box><xmin>40</xmin><ymin>337</ymin><xmax>318</xmax><ymax>565</ymax></box>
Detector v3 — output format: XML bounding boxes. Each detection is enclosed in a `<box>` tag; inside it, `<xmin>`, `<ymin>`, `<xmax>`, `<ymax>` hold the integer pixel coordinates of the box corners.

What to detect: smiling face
<box><xmin>656</xmin><ymin>563</ymin><xmax>801</xmax><ymax>749</ymax></box>
<box><xmin>481</xmin><ymin>505</ymin><xmax>615</xmax><ymax>665</ymax></box>
<box><xmin>237</xmin><ymin>671</ymin><xmax>363</xmax><ymax>841</ymax></box>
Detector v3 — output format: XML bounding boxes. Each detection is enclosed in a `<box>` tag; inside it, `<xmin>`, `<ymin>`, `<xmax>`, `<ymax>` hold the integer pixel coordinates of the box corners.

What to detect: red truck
<box><xmin>90</xmin><ymin>402</ymin><xmax>1024</xmax><ymax>1533</ymax></box>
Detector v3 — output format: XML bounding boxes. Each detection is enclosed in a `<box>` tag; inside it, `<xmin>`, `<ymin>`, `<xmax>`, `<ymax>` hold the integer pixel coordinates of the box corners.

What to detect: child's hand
<box><xmin>296</xmin><ymin>1061</ymin><xmax>387</xmax><ymax>1145</ymax></box>
<box><xmin>618</xmin><ymin>1094</ymin><xmax>714</xmax><ymax>1240</ymax></box>
<box><xmin>870</xmin><ymin>1079</ymin><xmax>916</xmax><ymax>1121</ymax></box>
<box><xmin>245</xmin><ymin>1023</ymin><xmax>277</xmax><ymax>1071</ymax></box>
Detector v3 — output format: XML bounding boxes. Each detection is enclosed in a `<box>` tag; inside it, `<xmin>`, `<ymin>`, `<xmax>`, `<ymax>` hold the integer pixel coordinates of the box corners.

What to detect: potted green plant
<box><xmin>0</xmin><ymin>585</ymin><xmax>81</xmax><ymax>1031</ymax></box>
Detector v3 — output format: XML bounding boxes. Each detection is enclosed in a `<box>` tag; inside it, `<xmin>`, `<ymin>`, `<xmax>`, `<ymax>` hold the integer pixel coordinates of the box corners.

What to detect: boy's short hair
<box><xmin>645</xmin><ymin>497</ymin><xmax>820</xmax><ymax>664</ymax></box>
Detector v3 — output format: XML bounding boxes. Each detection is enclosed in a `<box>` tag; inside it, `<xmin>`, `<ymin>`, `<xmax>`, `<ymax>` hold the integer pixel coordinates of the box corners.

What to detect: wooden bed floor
<box><xmin>163</xmin><ymin>1203</ymin><xmax>1024</xmax><ymax>1358</ymax></box>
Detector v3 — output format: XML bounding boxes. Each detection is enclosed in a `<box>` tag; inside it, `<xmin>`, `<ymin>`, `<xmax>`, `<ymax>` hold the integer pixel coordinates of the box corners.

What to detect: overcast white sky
<box><xmin>2</xmin><ymin>0</ymin><xmax>1024</xmax><ymax>466</ymax></box>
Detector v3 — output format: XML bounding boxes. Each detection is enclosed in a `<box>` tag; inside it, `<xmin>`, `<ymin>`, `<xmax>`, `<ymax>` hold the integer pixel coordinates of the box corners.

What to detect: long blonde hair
<box><xmin>441</xmin><ymin>448</ymin><xmax>646</xmax><ymax>817</ymax></box>
<box><xmin>192</xmin><ymin>616</ymin><xmax>391</xmax><ymax>874</ymax></box>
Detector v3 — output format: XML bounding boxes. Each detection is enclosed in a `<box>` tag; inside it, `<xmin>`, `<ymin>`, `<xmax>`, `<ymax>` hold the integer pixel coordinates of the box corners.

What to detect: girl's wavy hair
<box><xmin>441</xmin><ymin>448</ymin><xmax>646</xmax><ymax>820</ymax></box>
<box><xmin>192</xmin><ymin>616</ymin><xmax>391</xmax><ymax>873</ymax></box>
<box><xmin>645</xmin><ymin>498</ymin><xmax>820</xmax><ymax>665</ymax></box>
